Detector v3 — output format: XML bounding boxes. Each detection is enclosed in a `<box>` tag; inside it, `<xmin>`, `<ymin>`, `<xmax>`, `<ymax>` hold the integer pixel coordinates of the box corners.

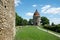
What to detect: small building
<box><xmin>33</xmin><ymin>10</ymin><xmax>41</xmax><ymax>26</ymax></box>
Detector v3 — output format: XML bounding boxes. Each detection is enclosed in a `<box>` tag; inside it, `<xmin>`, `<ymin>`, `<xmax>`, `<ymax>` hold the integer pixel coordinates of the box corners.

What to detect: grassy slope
<box><xmin>15</xmin><ymin>26</ymin><xmax>60</xmax><ymax>40</ymax></box>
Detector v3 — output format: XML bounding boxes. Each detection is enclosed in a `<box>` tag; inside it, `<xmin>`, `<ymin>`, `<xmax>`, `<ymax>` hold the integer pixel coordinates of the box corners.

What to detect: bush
<box><xmin>43</xmin><ymin>24</ymin><xmax>60</xmax><ymax>33</ymax></box>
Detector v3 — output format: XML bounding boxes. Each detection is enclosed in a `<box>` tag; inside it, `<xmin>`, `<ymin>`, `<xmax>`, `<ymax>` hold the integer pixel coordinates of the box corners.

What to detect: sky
<box><xmin>15</xmin><ymin>0</ymin><xmax>60</xmax><ymax>24</ymax></box>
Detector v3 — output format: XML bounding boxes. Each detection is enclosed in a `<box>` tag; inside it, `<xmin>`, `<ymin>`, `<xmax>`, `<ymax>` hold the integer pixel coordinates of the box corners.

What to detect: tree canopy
<box><xmin>16</xmin><ymin>13</ymin><xmax>28</xmax><ymax>26</ymax></box>
<box><xmin>41</xmin><ymin>16</ymin><xmax>49</xmax><ymax>25</ymax></box>
<box><xmin>28</xmin><ymin>19</ymin><xmax>33</xmax><ymax>25</ymax></box>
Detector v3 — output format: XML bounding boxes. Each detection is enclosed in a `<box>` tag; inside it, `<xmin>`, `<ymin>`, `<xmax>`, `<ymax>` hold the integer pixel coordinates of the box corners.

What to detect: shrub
<box><xmin>43</xmin><ymin>24</ymin><xmax>60</xmax><ymax>33</ymax></box>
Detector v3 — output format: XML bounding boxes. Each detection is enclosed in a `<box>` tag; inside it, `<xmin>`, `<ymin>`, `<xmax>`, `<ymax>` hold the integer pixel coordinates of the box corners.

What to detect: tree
<box><xmin>16</xmin><ymin>13</ymin><xmax>23</xmax><ymax>26</ymax></box>
<box><xmin>16</xmin><ymin>12</ymin><xmax>28</xmax><ymax>26</ymax></box>
<box><xmin>51</xmin><ymin>22</ymin><xmax>55</xmax><ymax>26</ymax></box>
<box><xmin>28</xmin><ymin>19</ymin><xmax>33</xmax><ymax>25</ymax></box>
<box><xmin>41</xmin><ymin>16</ymin><xmax>49</xmax><ymax>25</ymax></box>
<box><xmin>22</xmin><ymin>19</ymin><xmax>28</xmax><ymax>25</ymax></box>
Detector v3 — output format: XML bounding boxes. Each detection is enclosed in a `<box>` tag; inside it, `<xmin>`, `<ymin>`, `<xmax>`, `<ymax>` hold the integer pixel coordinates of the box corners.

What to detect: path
<box><xmin>37</xmin><ymin>26</ymin><xmax>60</xmax><ymax>38</ymax></box>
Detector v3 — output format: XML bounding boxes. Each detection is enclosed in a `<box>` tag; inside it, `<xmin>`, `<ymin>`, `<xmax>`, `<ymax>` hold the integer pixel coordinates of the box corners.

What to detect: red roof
<box><xmin>34</xmin><ymin>10</ymin><xmax>40</xmax><ymax>16</ymax></box>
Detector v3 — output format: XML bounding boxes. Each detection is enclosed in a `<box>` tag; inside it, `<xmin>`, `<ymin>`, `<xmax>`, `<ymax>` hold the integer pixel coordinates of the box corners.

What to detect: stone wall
<box><xmin>0</xmin><ymin>0</ymin><xmax>15</xmax><ymax>40</ymax></box>
<box><xmin>33</xmin><ymin>16</ymin><xmax>41</xmax><ymax>26</ymax></box>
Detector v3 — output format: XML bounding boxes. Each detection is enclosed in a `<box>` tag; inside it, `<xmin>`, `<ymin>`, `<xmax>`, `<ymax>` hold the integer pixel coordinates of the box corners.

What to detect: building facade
<box><xmin>0</xmin><ymin>0</ymin><xmax>15</xmax><ymax>40</ymax></box>
<box><xmin>33</xmin><ymin>10</ymin><xmax>41</xmax><ymax>26</ymax></box>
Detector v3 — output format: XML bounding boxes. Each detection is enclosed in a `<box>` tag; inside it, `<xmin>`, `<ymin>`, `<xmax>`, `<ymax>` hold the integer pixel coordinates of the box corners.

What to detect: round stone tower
<box><xmin>33</xmin><ymin>10</ymin><xmax>41</xmax><ymax>26</ymax></box>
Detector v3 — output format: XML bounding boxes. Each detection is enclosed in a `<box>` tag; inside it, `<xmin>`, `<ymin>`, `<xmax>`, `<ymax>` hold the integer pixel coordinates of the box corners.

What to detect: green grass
<box><xmin>14</xmin><ymin>26</ymin><xmax>60</xmax><ymax>40</ymax></box>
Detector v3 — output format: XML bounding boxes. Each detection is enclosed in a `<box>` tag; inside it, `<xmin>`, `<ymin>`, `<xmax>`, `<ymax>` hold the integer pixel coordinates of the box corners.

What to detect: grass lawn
<box><xmin>14</xmin><ymin>26</ymin><xmax>60</xmax><ymax>40</ymax></box>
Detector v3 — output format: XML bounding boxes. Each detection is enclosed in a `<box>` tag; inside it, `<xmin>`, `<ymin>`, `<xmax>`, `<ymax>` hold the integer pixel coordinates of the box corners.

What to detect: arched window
<box><xmin>36</xmin><ymin>23</ymin><xmax>37</xmax><ymax>25</ymax></box>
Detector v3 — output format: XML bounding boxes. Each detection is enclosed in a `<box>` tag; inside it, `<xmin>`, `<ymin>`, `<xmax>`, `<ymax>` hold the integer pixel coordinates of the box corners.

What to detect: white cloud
<box><xmin>15</xmin><ymin>0</ymin><xmax>21</xmax><ymax>7</ymax></box>
<box><xmin>41</xmin><ymin>5</ymin><xmax>51</xmax><ymax>10</ymax></box>
<box><xmin>49</xmin><ymin>18</ymin><xmax>60</xmax><ymax>24</ymax></box>
<box><xmin>41</xmin><ymin>5</ymin><xmax>60</xmax><ymax>14</ymax></box>
<box><xmin>32</xmin><ymin>4</ymin><xmax>37</xmax><ymax>7</ymax></box>
<box><xmin>26</xmin><ymin>12</ymin><xmax>34</xmax><ymax>16</ymax></box>
<box><xmin>24</xmin><ymin>18</ymin><xmax>29</xmax><ymax>21</ymax></box>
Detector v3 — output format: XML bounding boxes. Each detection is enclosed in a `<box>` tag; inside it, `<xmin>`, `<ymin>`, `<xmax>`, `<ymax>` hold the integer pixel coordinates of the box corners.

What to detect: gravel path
<box><xmin>37</xmin><ymin>27</ymin><xmax>60</xmax><ymax>38</ymax></box>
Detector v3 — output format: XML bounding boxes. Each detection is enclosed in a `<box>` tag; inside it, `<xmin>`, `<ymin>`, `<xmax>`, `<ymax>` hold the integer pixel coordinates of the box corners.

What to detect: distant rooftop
<box><xmin>34</xmin><ymin>9</ymin><xmax>40</xmax><ymax>16</ymax></box>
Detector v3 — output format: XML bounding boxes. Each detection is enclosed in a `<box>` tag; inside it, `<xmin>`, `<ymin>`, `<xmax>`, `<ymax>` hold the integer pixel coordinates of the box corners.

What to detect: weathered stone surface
<box><xmin>0</xmin><ymin>0</ymin><xmax>15</xmax><ymax>40</ymax></box>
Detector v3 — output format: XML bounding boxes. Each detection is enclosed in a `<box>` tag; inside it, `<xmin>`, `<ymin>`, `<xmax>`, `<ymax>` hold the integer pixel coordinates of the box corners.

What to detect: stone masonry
<box><xmin>0</xmin><ymin>0</ymin><xmax>15</xmax><ymax>40</ymax></box>
<box><xmin>33</xmin><ymin>10</ymin><xmax>41</xmax><ymax>26</ymax></box>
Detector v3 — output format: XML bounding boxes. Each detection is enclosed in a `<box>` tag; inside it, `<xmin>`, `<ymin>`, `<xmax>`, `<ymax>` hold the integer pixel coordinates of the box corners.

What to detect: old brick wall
<box><xmin>0</xmin><ymin>0</ymin><xmax>15</xmax><ymax>40</ymax></box>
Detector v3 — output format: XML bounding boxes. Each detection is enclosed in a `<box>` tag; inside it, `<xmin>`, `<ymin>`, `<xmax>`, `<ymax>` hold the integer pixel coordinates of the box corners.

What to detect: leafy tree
<box><xmin>41</xmin><ymin>16</ymin><xmax>49</xmax><ymax>25</ymax></box>
<box><xmin>28</xmin><ymin>19</ymin><xmax>33</xmax><ymax>25</ymax></box>
<box><xmin>51</xmin><ymin>22</ymin><xmax>55</xmax><ymax>26</ymax></box>
<box><xmin>16</xmin><ymin>12</ymin><xmax>28</xmax><ymax>26</ymax></box>
<box><xmin>16</xmin><ymin>13</ymin><xmax>23</xmax><ymax>26</ymax></box>
<box><xmin>22</xmin><ymin>19</ymin><xmax>28</xmax><ymax>25</ymax></box>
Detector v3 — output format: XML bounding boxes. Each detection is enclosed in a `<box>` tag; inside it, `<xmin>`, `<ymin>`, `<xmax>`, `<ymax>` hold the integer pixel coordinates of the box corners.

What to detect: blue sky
<box><xmin>15</xmin><ymin>0</ymin><xmax>60</xmax><ymax>24</ymax></box>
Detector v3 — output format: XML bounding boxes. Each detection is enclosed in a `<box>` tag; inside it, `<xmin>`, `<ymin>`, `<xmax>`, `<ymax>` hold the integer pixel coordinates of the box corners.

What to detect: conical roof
<box><xmin>34</xmin><ymin>9</ymin><xmax>40</xmax><ymax>16</ymax></box>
